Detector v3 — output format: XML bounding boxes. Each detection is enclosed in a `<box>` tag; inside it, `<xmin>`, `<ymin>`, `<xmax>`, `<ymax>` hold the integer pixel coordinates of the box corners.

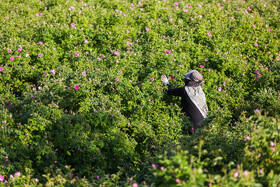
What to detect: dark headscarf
<box><xmin>184</xmin><ymin>70</ymin><xmax>203</xmax><ymax>87</ymax></box>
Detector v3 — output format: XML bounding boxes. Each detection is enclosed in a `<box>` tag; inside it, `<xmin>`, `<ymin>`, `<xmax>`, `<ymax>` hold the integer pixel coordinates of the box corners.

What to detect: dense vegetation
<box><xmin>0</xmin><ymin>0</ymin><xmax>280</xmax><ymax>186</ymax></box>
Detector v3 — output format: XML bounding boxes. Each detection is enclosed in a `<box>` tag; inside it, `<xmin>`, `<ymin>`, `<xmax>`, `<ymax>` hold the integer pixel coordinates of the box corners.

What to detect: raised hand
<box><xmin>161</xmin><ymin>74</ymin><xmax>169</xmax><ymax>85</ymax></box>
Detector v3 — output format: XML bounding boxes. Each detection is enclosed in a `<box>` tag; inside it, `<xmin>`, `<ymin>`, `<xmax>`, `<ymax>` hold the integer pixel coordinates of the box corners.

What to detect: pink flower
<box><xmin>115</xmin><ymin>78</ymin><xmax>119</xmax><ymax>82</ymax></box>
<box><xmin>74</xmin><ymin>85</ymin><xmax>80</xmax><ymax>90</ymax></box>
<box><xmin>204</xmin><ymin>59</ymin><xmax>208</xmax><ymax>61</ymax></box>
<box><xmin>270</xmin><ymin>141</ymin><xmax>275</xmax><ymax>147</ymax></box>
<box><xmin>114</xmin><ymin>51</ymin><xmax>119</xmax><ymax>55</ymax></box>
<box><xmin>150</xmin><ymin>77</ymin><xmax>154</xmax><ymax>81</ymax></box>
<box><xmin>166</xmin><ymin>50</ymin><xmax>171</xmax><ymax>54</ymax></box>
<box><xmin>244</xmin><ymin>171</ymin><xmax>249</xmax><ymax>176</ymax></box>
<box><xmin>145</xmin><ymin>27</ymin><xmax>150</xmax><ymax>31</ymax></box>
<box><xmin>162</xmin><ymin>35</ymin><xmax>166</xmax><ymax>38</ymax></box>
<box><xmin>200</xmin><ymin>65</ymin><xmax>204</xmax><ymax>68</ymax></box>
<box><xmin>75</xmin><ymin>53</ymin><xmax>79</xmax><ymax>57</ymax></box>
<box><xmin>169</xmin><ymin>18</ymin><xmax>173</xmax><ymax>22</ymax></box>
<box><xmin>97</xmin><ymin>58</ymin><xmax>101</xmax><ymax>61</ymax></box>
<box><xmin>71</xmin><ymin>23</ymin><xmax>75</xmax><ymax>27</ymax></box>
<box><xmin>268</xmin><ymin>28</ymin><xmax>272</xmax><ymax>31</ymax></box>
<box><xmin>184</xmin><ymin>9</ymin><xmax>189</xmax><ymax>12</ymax></box>
<box><xmin>0</xmin><ymin>67</ymin><xmax>3</xmax><ymax>71</ymax></box>
<box><xmin>8</xmin><ymin>49</ymin><xmax>12</xmax><ymax>53</ymax></box>
<box><xmin>18</xmin><ymin>48</ymin><xmax>22</xmax><ymax>52</ymax></box>
<box><xmin>38</xmin><ymin>53</ymin><xmax>42</xmax><ymax>57</ymax></box>
<box><xmin>15</xmin><ymin>172</ymin><xmax>21</xmax><ymax>177</ymax></box>
<box><xmin>171</xmin><ymin>75</ymin><xmax>174</xmax><ymax>80</ymax></box>
<box><xmin>259</xmin><ymin>169</ymin><xmax>263</xmax><ymax>174</ymax></box>
<box><xmin>0</xmin><ymin>175</ymin><xmax>4</xmax><ymax>181</ymax></box>
<box><xmin>254</xmin><ymin>43</ymin><xmax>258</xmax><ymax>46</ymax></box>
<box><xmin>4</xmin><ymin>16</ymin><xmax>9</xmax><ymax>19</ymax></box>
<box><xmin>207</xmin><ymin>33</ymin><xmax>211</xmax><ymax>36</ymax></box>
<box><xmin>126</xmin><ymin>41</ymin><xmax>131</xmax><ymax>46</ymax></box>
<box><xmin>50</xmin><ymin>69</ymin><xmax>55</xmax><ymax>74</ymax></box>
<box><xmin>10</xmin><ymin>56</ymin><xmax>14</xmax><ymax>61</ymax></box>
<box><xmin>126</xmin><ymin>30</ymin><xmax>130</xmax><ymax>33</ymax></box>
<box><xmin>218</xmin><ymin>87</ymin><xmax>222</xmax><ymax>91</ymax></box>
<box><xmin>253</xmin><ymin>24</ymin><xmax>256</xmax><ymax>27</ymax></box>
<box><xmin>234</xmin><ymin>171</ymin><xmax>239</xmax><ymax>178</ymax></box>
<box><xmin>38</xmin><ymin>42</ymin><xmax>43</xmax><ymax>45</ymax></box>
<box><xmin>176</xmin><ymin>178</ymin><xmax>180</xmax><ymax>183</ymax></box>
<box><xmin>82</xmin><ymin>72</ymin><xmax>86</xmax><ymax>75</ymax></box>
<box><xmin>132</xmin><ymin>183</ymin><xmax>138</xmax><ymax>187</ymax></box>
<box><xmin>85</xmin><ymin>40</ymin><xmax>89</xmax><ymax>44</ymax></box>
<box><xmin>276</xmin><ymin>56</ymin><xmax>280</xmax><ymax>61</ymax></box>
<box><xmin>152</xmin><ymin>164</ymin><xmax>156</xmax><ymax>168</ymax></box>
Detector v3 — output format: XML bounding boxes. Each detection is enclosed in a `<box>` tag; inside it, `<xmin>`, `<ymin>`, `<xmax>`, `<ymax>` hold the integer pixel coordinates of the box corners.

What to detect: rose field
<box><xmin>0</xmin><ymin>0</ymin><xmax>280</xmax><ymax>186</ymax></box>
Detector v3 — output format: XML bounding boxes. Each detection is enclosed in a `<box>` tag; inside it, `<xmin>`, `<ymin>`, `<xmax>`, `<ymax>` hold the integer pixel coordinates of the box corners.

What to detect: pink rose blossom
<box><xmin>152</xmin><ymin>164</ymin><xmax>156</xmax><ymax>168</ymax></box>
<box><xmin>176</xmin><ymin>178</ymin><xmax>180</xmax><ymax>183</ymax></box>
<box><xmin>82</xmin><ymin>72</ymin><xmax>86</xmax><ymax>75</ymax></box>
<box><xmin>114</xmin><ymin>51</ymin><xmax>119</xmax><ymax>55</ymax></box>
<box><xmin>145</xmin><ymin>27</ymin><xmax>150</xmax><ymax>31</ymax></box>
<box><xmin>218</xmin><ymin>87</ymin><xmax>222</xmax><ymax>91</ymax></box>
<box><xmin>97</xmin><ymin>58</ymin><xmax>101</xmax><ymax>61</ymax></box>
<box><xmin>10</xmin><ymin>56</ymin><xmax>14</xmax><ymax>61</ymax></box>
<box><xmin>207</xmin><ymin>33</ymin><xmax>211</xmax><ymax>36</ymax></box>
<box><xmin>38</xmin><ymin>53</ymin><xmax>42</xmax><ymax>57</ymax></box>
<box><xmin>259</xmin><ymin>169</ymin><xmax>263</xmax><ymax>174</ymax></box>
<box><xmin>166</xmin><ymin>50</ymin><xmax>171</xmax><ymax>54</ymax></box>
<box><xmin>38</xmin><ymin>42</ymin><xmax>43</xmax><ymax>45</ymax></box>
<box><xmin>0</xmin><ymin>67</ymin><xmax>3</xmax><ymax>71</ymax></box>
<box><xmin>115</xmin><ymin>78</ymin><xmax>119</xmax><ymax>82</ymax></box>
<box><xmin>200</xmin><ymin>65</ymin><xmax>204</xmax><ymax>68</ymax></box>
<box><xmin>171</xmin><ymin>75</ymin><xmax>174</xmax><ymax>80</ymax></box>
<box><xmin>184</xmin><ymin>9</ymin><xmax>189</xmax><ymax>12</ymax></box>
<box><xmin>268</xmin><ymin>28</ymin><xmax>272</xmax><ymax>31</ymax></box>
<box><xmin>234</xmin><ymin>171</ymin><xmax>239</xmax><ymax>178</ymax></box>
<box><xmin>8</xmin><ymin>49</ymin><xmax>12</xmax><ymax>53</ymax></box>
<box><xmin>0</xmin><ymin>175</ymin><xmax>4</xmax><ymax>181</ymax></box>
<box><xmin>244</xmin><ymin>171</ymin><xmax>249</xmax><ymax>176</ymax></box>
<box><xmin>132</xmin><ymin>183</ymin><xmax>138</xmax><ymax>187</ymax></box>
<box><xmin>85</xmin><ymin>40</ymin><xmax>89</xmax><ymax>44</ymax></box>
<box><xmin>15</xmin><ymin>172</ymin><xmax>21</xmax><ymax>177</ymax></box>
<box><xmin>270</xmin><ymin>141</ymin><xmax>275</xmax><ymax>147</ymax></box>
<box><xmin>71</xmin><ymin>23</ymin><xmax>75</xmax><ymax>27</ymax></box>
<box><xmin>75</xmin><ymin>53</ymin><xmax>79</xmax><ymax>57</ymax></box>
<box><xmin>254</xmin><ymin>43</ymin><xmax>258</xmax><ymax>46</ymax></box>
<box><xmin>4</xmin><ymin>17</ymin><xmax>9</xmax><ymax>19</ymax></box>
<box><xmin>74</xmin><ymin>85</ymin><xmax>80</xmax><ymax>90</ymax></box>
<box><xmin>18</xmin><ymin>48</ymin><xmax>22</xmax><ymax>52</ymax></box>
<box><xmin>150</xmin><ymin>77</ymin><xmax>154</xmax><ymax>81</ymax></box>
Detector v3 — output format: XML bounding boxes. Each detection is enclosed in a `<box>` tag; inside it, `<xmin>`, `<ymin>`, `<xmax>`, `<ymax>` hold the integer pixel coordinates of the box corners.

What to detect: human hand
<box><xmin>161</xmin><ymin>74</ymin><xmax>169</xmax><ymax>85</ymax></box>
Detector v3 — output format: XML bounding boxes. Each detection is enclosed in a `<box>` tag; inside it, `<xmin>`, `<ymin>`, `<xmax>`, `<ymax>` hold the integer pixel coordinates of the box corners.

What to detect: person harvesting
<box><xmin>161</xmin><ymin>70</ymin><xmax>208</xmax><ymax>133</ymax></box>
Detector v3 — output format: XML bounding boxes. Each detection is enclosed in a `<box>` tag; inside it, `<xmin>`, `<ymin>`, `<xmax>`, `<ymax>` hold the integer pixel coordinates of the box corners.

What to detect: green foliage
<box><xmin>0</xmin><ymin>0</ymin><xmax>279</xmax><ymax>186</ymax></box>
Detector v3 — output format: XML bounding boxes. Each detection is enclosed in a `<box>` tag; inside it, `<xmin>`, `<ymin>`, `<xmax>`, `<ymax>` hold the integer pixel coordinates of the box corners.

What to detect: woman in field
<box><xmin>161</xmin><ymin>70</ymin><xmax>208</xmax><ymax>133</ymax></box>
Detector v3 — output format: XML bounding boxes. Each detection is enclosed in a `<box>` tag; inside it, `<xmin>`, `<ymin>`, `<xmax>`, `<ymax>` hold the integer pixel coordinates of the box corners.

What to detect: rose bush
<box><xmin>0</xmin><ymin>0</ymin><xmax>279</xmax><ymax>186</ymax></box>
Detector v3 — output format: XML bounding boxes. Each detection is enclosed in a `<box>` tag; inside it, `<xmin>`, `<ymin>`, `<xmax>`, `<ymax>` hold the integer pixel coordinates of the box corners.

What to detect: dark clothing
<box><xmin>167</xmin><ymin>84</ymin><xmax>204</xmax><ymax>131</ymax></box>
